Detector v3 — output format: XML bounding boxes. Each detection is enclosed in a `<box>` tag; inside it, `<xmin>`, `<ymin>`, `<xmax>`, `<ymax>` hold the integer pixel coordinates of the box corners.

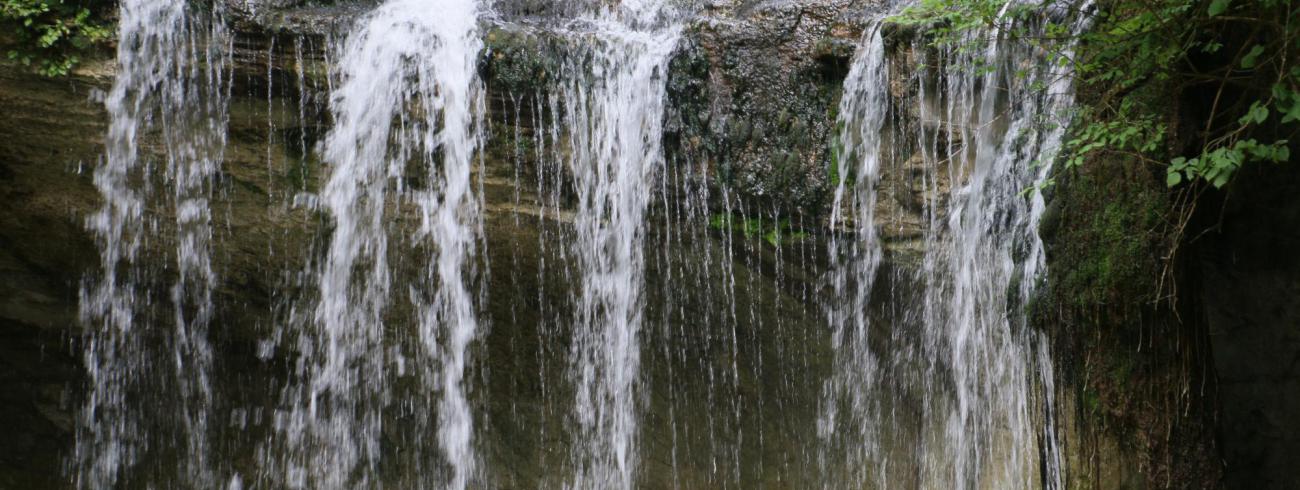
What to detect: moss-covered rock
<box><xmin>666</xmin><ymin>2</ymin><xmax>872</xmax><ymax>218</ymax></box>
<box><xmin>482</xmin><ymin>26</ymin><xmax>563</xmax><ymax>95</ymax></box>
<box><xmin>1034</xmin><ymin>78</ymin><xmax>1224</xmax><ymax>488</ymax></box>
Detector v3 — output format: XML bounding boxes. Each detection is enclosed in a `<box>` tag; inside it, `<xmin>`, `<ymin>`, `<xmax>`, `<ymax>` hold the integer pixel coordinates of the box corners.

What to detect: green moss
<box><xmin>1083</xmin><ymin>386</ymin><xmax>1101</xmax><ymax>415</ymax></box>
<box><xmin>708</xmin><ymin>213</ymin><xmax>809</xmax><ymax>246</ymax></box>
<box><xmin>1047</xmin><ymin>156</ymin><xmax>1167</xmax><ymax>311</ymax></box>
<box><xmin>483</xmin><ymin>28</ymin><xmax>560</xmax><ymax>94</ymax></box>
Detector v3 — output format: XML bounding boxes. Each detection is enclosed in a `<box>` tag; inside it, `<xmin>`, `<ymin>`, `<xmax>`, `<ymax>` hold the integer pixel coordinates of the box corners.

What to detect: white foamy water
<box><xmin>269</xmin><ymin>0</ymin><xmax>485</xmax><ymax>487</ymax></box>
<box><xmin>822</xmin><ymin>2</ymin><xmax>1093</xmax><ymax>487</ymax></box>
<box><xmin>818</xmin><ymin>20</ymin><xmax>890</xmax><ymax>486</ymax></box>
<box><xmin>64</xmin><ymin>0</ymin><xmax>1110</xmax><ymax>487</ymax></box>
<box><xmin>560</xmin><ymin>1</ymin><xmax>682</xmax><ymax>487</ymax></box>
<box><xmin>77</xmin><ymin>0</ymin><xmax>229</xmax><ymax>487</ymax></box>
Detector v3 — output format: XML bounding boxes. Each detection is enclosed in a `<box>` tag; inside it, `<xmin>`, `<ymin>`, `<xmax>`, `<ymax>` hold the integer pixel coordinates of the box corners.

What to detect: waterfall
<box><xmin>269</xmin><ymin>0</ymin><xmax>485</xmax><ymax>487</ymax></box>
<box><xmin>559</xmin><ymin>2</ymin><xmax>682</xmax><ymax>487</ymax></box>
<box><xmin>823</xmin><ymin>2</ymin><xmax>1091</xmax><ymax>488</ymax></box>
<box><xmin>56</xmin><ymin>0</ymin><xmax>1116</xmax><ymax>487</ymax></box>
<box><xmin>819</xmin><ymin>20</ymin><xmax>889</xmax><ymax>486</ymax></box>
<box><xmin>76</xmin><ymin>0</ymin><xmax>229</xmax><ymax>487</ymax></box>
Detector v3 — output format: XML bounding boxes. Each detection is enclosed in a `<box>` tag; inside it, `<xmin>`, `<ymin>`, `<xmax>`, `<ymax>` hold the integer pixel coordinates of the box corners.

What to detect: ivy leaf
<box><xmin>1166</xmin><ymin>170</ymin><xmax>1183</xmax><ymax>187</ymax></box>
<box><xmin>1282</xmin><ymin>100</ymin><xmax>1300</xmax><ymax>123</ymax></box>
<box><xmin>1213</xmin><ymin>172</ymin><xmax>1231</xmax><ymax>188</ymax></box>
<box><xmin>1208</xmin><ymin>0</ymin><xmax>1231</xmax><ymax>17</ymax></box>
<box><xmin>1239</xmin><ymin>102</ymin><xmax>1269</xmax><ymax>125</ymax></box>
<box><xmin>1242</xmin><ymin>45</ymin><xmax>1265</xmax><ymax>69</ymax></box>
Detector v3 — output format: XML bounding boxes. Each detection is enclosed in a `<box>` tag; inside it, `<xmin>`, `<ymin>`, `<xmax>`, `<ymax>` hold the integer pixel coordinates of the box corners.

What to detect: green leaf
<box><xmin>1241</xmin><ymin>45</ymin><xmax>1265</xmax><ymax>69</ymax></box>
<box><xmin>1208</xmin><ymin>0</ymin><xmax>1231</xmax><ymax>17</ymax></box>
<box><xmin>1282</xmin><ymin>100</ymin><xmax>1300</xmax><ymax>124</ymax></box>
<box><xmin>1240</xmin><ymin>102</ymin><xmax>1269</xmax><ymax>125</ymax></box>
<box><xmin>1213</xmin><ymin>172</ymin><xmax>1231</xmax><ymax>188</ymax></box>
<box><xmin>1272</xmin><ymin>82</ymin><xmax>1291</xmax><ymax>102</ymax></box>
<box><xmin>1166</xmin><ymin>170</ymin><xmax>1183</xmax><ymax>187</ymax></box>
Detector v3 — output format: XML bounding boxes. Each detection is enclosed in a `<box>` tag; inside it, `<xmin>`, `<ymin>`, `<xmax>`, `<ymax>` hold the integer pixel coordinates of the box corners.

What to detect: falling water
<box><xmin>76</xmin><ymin>0</ymin><xmax>229</xmax><ymax>487</ymax></box>
<box><xmin>920</xmin><ymin>4</ymin><xmax>1094</xmax><ymax>486</ymax></box>
<box><xmin>823</xmin><ymin>2</ymin><xmax>1091</xmax><ymax>488</ymax></box>
<box><xmin>559</xmin><ymin>1</ymin><xmax>682</xmax><ymax>487</ymax></box>
<box><xmin>819</xmin><ymin>20</ymin><xmax>889</xmax><ymax>487</ymax></box>
<box><xmin>270</xmin><ymin>0</ymin><xmax>485</xmax><ymax>487</ymax></box>
<box><xmin>405</xmin><ymin>1</ymin><xmax>486</xmax><ymax>486</ymax></box>
<box><xmin>58</xmin><ymin>0</ymin><xmax>1107</xmax><ymax>488</ymax></box>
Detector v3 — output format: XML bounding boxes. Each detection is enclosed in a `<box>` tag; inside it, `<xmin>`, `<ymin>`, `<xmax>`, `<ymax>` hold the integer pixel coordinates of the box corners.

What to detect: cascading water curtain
<box><xmin>76</xmin><ymin>0</ymin><xmax>230</xmax><ymax>487</ymax></box>
<box><xmin>818</xmin><ymin>20</ymin><xmax>890</xmax><ymax>489</ymax></box>
<box><xmin>560</xmin><ymin>2</ymin><xmax>681</xmax><ymax>487</ymax></box>
<box><xmin>264</xmin><ymin>0</ymin><xmax>486</xmax><ymax>487</ymax></box>
<box><xmin>823</xmin><ymin>1</ymin><xmax>1092</xmax><ymax>488</ymax></box>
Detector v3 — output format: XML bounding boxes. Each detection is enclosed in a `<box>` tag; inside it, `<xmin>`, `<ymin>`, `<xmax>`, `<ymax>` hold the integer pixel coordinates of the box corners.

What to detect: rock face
<box><xmin>478</xmin><ymin>0</ymin><xmax>886</xmax><ymax>220</ymax></box>
<box><xmin>231</xmin><ymin>0</ymin><xmax>899</xmax><ymax>221</ymax></box>
<box><xmin>1197</xmin><ymin>162</ymin><xmax>1300</xmax><ymax>489</ymax></box>
<box><xmin>219</xmin><ymin>0</ymin><xmax>965</xmax><ymax>255</ymax></box>
<box><xmin>0</xmin><ymin>65</ymin><xmax>106</xmax><ymax>488</ymax></box>
<box><xmin>663</xmin><ymin>1</ymin><xmax>873</xmax><ymax>216</ymax></box>
<box><xmin>1036</xmin><ymin>154</ymin><xmax>1224</xmax><ymax>488</ymax></box>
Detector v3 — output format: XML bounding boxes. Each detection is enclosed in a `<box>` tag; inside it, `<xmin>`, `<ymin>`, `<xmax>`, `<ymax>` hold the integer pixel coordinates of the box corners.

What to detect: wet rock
<box><xmin>1197</xmin><ymin>162</ymin><xmax>1300</xmax><ymax>489</ymax></box>
<box><xmin>0</xmin><ymin>63</ymin><xmax>104</xmax><ymax>488</ymax></box>
<box><xmin>219</xmin><ymin>0</ymin><xmax>889</xmax><ymax>224</ymax></box>
<box><xmin>223</xmin><ymin>0</ymin><xmax>375</xmax><ymax>36</ymax></box>
<box><xmin>664</xmin><ymin>1</ymin><xmax>880</xmax><ymax>218</ymax></box>
<box><xmin>483</xmin><ymin>25</ymin><xmax>564</xmax><ymax>95</ymax></box>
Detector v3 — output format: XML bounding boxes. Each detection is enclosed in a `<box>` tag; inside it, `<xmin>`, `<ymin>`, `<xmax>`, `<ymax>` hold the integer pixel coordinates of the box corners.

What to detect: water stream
<box><xmin>77</xmin><ymin>0</ymin><xmax>229</xmax><ymax>487</ymax></box>
<box><xmin>819</xmin><ymin>19</ymin><xmax>889</xmax><ymax>487</ymax></box>
<box><xmin>264</xmin><ymin>0</ymin><xmax>486</xmax><ymax>487</ymax></box>
<box><xmin>557</xmin><ymin>2</ymin><xmax>683</xmax><ymax>487</ymax></box>
<box><xmin>821</xmin><ymin>2</ymin><xmax>1091</xmax><ymax>488</ymax></box>
<box><xmin>68</xmin><ymin>0</ymin><xmax>1095</xmax><ymax>488</ymax></box>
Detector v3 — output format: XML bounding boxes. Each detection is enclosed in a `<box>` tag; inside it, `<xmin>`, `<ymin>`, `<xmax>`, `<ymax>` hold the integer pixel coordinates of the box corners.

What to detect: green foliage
<box><xmin>891</xmin><ymin>0</ymin><xmax>1300</xmax><ymax>190</ymax></box>
<box><xmin>893</xmin><ymin>0</ymin><xmax>1036</xmax><ymax>54</ymax></box>
<box><xmin>708</xmin><ymin>214</ymin><xmax>809</xmax><ymax>246</ymax></box>
<box><xmin>1167</xmin><ymin>138</ymin><xmax>1290</xmax><ymax>187</ymax></box>
<box><xmin>1081</xmin><ymin>0</ymin><xmax>1299</xmax><ymax>189</ymax></box>
<box><xmin>828</xmin><ymin>120</ymin><xmax>851</xmax><ymax>186</ymax></box>
<box><xmin>1065</xmin><ymin>101</ymin><xmax>1165</xmax><ymax>169</ymax></box>
<box><xmin>1</xmin><ymin>0</ymin><xmax>111</xmax><ymax>76</ymax></box>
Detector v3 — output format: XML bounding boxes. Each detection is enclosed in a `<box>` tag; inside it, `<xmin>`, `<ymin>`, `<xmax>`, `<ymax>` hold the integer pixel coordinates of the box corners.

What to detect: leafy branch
<box><xmin>2</xmin><ymin>0</ymin><xmax>112</xmax><ymax>76</ymax></box>
<box><xmin>891</xmin><ymin>0</ymin><xmax>1300</xmax><ymax>190</ymax></box>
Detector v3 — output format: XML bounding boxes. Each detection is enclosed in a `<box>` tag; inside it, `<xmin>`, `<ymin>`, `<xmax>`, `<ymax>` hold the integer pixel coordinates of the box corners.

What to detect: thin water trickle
<box><xmin>819</xmin><ymin>20</ymin><xmax>889</xmax><ymax>486</ymax></box>
<box><xmin>822</xmin><ymin>2</ymin><xmax>1092</xmax><ymax>488</ymax></box>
